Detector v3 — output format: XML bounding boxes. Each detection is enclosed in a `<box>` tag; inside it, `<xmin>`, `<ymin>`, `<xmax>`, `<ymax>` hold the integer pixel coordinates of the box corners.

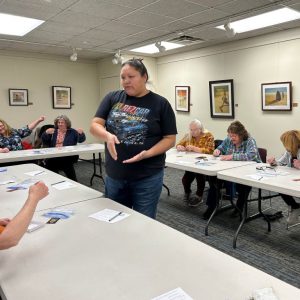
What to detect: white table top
<box><xmin>0</xmin><ymin>143</ymin><xmax>104</xmax><ymax>164</ymax></box>
<box><xmin>0</xmin><ymin>197</ymin><xmax>299</xmax><ymax>300</ymax></box>
<box><xmin>0</xmin><ymin>164</ymin><xmax>103</xmax><ymax>216</ymax></box>
<box><xmin>166</xmin><ymin>149</ymin><xmax>256</xmax><ymax>176</ymax></box>
<box><xmin>218</xmin><ymin>163</ymin><xmax>300</xmax><ymax>198</ymax></box>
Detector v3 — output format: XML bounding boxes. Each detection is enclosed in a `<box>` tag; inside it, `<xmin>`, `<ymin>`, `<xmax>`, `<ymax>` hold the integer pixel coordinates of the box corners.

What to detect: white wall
<box><xmin>156</xmin><ymin>27</ymin><xmax>300</xmax><ymax>157</ymax></box>
<box><xmin>0</xmin><ymin>52</ymin><xmax>99</xmax><ymax>145</ymax></box>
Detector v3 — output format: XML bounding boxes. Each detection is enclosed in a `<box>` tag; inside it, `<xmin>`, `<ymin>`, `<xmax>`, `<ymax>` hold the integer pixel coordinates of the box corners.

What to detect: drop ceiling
<box><xmin>0</xmin><ymin>0</ymin><xmax>299</xmax><ymax>61</ymax></box>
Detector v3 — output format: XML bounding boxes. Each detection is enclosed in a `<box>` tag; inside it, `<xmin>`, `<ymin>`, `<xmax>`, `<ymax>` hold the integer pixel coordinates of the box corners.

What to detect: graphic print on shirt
<box><xmin>106</xmin><ymin>102</ymin><xmax>149</xmax><ymax>145</ymax></box>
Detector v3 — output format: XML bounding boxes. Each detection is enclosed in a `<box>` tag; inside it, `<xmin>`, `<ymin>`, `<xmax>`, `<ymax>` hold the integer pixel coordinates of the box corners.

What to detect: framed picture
<box><xmin>175</xmin><ymin>86</ymin><xmax>190</xmax><ymax>112</ymax></box>
<box><xmin>8</xmin><ymin>89</ymin><xmax>28</xmax><ymax>106</ymax></box>
<box><xmin>52</xmin><ymin>86</ymin><xmax>71</xmax><ymax>109</ymax></box>
<box><xmin>261</xmin><ymin>82</ymin><xmax>292</xmax><ymax>111</ymax></box>
<box><xmin>209</xmin><ymin>79</ymin><xmax>234</xmax><ymax>118</ymax></box>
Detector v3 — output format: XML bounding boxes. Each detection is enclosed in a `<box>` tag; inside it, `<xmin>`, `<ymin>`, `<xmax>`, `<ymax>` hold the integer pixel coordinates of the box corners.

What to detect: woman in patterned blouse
<box><xmin>176</xmin><ymin>119</ymin><xmax>215</xmax><ymax>207</ymax></box>
<box><xmin>0</xmin><ymin>116</ymin><xmax>45</xmax><ymax>153</ymax></box>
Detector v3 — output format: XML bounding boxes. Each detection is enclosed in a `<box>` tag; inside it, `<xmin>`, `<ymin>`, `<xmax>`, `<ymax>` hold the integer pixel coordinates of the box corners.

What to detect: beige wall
<box><xmin>0</xmin><ymin>52</ymin><xmax>99</xmax><ymax>145</ymax></box>
<box><xmin>156</xmin><ymin>27</ymin><xmax>300</xmax><ymax>158</ymax></box>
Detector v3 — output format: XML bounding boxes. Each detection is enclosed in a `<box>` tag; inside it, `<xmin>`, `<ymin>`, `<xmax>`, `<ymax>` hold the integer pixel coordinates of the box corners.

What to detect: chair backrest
<box><xmin>214</xmin><ymin>139</ymin><xmax>223</xmax><ymax>149</ymax></box>
<box><xmin>258</xmin><ymin>147</ymin><xmax>267</xmax><ymax>163</ymax></box>
<box><xmin>33</xmin><ymin>124</ymin><xmax>54</xmax><ymax>148</ymax></box>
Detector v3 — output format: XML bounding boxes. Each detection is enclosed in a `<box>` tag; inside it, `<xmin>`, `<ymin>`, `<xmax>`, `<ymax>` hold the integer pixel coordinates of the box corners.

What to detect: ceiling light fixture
<box><xmin>216</xmin><ymin>7</ymin><xmax>300</xmax><ymax>34</ymax></box>
<box><xmin>130</xmin><ymin>41</ymin><xmax>184</xmax><ymax>54</ymax></box>
<box><xmin>112</xmin><ymin>50</ymin><xmax>123</xmax><ymax>65</ymax></box>
<box><xmin>224</xmin><ymin>22</ymin><xmax>236</xmax><ymax>38</ymax></box>
<box><xmin>155</xmin><ymin>41</ymin><xmax>166</xmax><ymax>53</ymax></box>
<box><xmin>70</xmin><ymin>48</ymin><xmax>78</xmax><ymax>62</ymax></box>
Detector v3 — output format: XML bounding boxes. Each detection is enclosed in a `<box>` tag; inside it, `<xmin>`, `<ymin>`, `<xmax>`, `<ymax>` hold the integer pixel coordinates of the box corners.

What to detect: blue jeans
<box><xmin>105</xmin><ymin>170</ymin><xmax>164</xmax><ymax>219</ymax></box>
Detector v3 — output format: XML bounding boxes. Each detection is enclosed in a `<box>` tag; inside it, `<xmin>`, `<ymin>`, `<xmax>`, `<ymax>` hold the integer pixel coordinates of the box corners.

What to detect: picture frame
<box><xmin>52</xmin><ymin>86</ymin><xmax>71</xmax><ymax>109</ymax></box>
<box><xmin>175</xmin><ymin>86</ymin><xmax>190</xmax><ymax>112</ymax></box>
<box><xmin>209</xmin><ymin>79</ymin><xmax>234</xmax><ymax>118</ymax></box>
<box><xmin>261</xmin><ymin>82</ymin><xmax>292</xmax><ymax>111</ymax></box>
<box><xmin>8</xmin><ymin>89</ymin><xmax>28</xmax><ymax>106</ymax></box>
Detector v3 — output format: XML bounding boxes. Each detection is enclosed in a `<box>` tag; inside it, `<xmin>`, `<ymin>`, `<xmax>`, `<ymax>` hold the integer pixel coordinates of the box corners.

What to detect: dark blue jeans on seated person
<box><xmin>105</xmin><ymin>169</ymin><xmax>164</xmax><ymax>219</ymax></box>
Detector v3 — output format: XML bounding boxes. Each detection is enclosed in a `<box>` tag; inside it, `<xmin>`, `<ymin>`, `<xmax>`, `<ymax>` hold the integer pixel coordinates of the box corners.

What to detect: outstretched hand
<box><xmin>123</xmin><ymin>150</ymin><xmax>147</xmax><ymax>164</ymax></box>
<box><xmin>107</xmin><ymin>133</ymin><xmax>120</xmax><ymax>160</ymax></box>
<box><xmin>220</xmin><ymin>154</ymin><xmax>233</xmax><ymax>161</ymax></box>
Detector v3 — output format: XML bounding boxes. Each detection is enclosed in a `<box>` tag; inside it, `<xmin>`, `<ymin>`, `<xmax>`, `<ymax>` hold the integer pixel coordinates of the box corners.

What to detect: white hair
<box><xmin>188</xmin><ymin>119</ymin><xmax>207</xmax><ymax>141</ymax></box>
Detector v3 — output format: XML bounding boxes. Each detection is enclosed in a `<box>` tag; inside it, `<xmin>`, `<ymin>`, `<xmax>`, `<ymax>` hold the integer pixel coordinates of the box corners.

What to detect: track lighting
<box><xmin>224</xmin><ymin>22</ymin><xmax>236</xmax><ymax>38</ymax></box>
<box><xmin>70</xmin><ymin>48</ymin><xmax>78</xmax><ymax>62</ymax></box>
<box><xmin>112</xmin><ymin>50</ymin><xmax>123</xmax><ymax>65</ymax></box>
<box><xmin>155</xmin><ymin>41</ymin><xmax>166</xmax><ymax>53</ymax></box>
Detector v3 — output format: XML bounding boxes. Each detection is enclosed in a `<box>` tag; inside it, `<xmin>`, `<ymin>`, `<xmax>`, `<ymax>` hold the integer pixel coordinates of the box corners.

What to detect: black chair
<box><xmin>214</xmin><ymin>139</ymin><xmax>223</xmax><ymax>149</ymax></box>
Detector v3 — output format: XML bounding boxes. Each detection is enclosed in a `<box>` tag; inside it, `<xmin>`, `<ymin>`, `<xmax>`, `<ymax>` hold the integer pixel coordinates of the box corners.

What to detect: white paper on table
<box><xmin>151</xmin><ymin>287</ymin><xmax>193</xmax><ymax>300</ymax></box>
<box><xmin>52</xmin><ymin>181</ymin><xmax>76</xmax><ymax>190</ymax></box>
<box><xmin>89</xmin><ymin>208</ymin><xmax>129</xmax><ymax>223</ymax></box>
<box><xmin>246</xmin><ymin>174</ymin><xmax>269</xmax><ymax>181</ymax></box>
<box><xmin>174</xmin><ymin>160</ymin><xmax>194</xmax><ymax>165</ymax></box>
<box><xmin>0</xmin><ymin>179</ymin><xmax>16</xmax><ymax>185</ymax></box>
<box><xmin>24</xmin><ymin>170</ymin><xmax>46</xmax><ymax>176</ymax></box>
<box><xmin>195</xmin><ymin>161</ymin><xmax>217</xmax><ymax>166</ymax></box>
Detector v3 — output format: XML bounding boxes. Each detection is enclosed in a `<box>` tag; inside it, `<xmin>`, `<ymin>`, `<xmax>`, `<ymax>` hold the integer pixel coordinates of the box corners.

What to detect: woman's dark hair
<box><xmin>227</xmin><ymin>120</ymin><xmax>249</xmax><ymax>141</ymax></box>
<box><xmin>121</xmin><ymin>58</ymin><xmax>149</xmax><ymax>82</ymax></box>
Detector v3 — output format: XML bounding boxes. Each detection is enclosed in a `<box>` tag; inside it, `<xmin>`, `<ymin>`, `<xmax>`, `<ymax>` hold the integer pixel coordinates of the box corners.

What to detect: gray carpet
<box><xmin>75</xmin><ymin>161</ymin><xmax>300</xmax><ymax>289</ymax></box>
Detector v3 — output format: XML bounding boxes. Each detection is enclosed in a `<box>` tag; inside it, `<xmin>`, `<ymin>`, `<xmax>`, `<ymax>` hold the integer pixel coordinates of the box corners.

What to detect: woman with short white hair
<box><xmin>176</xmin><ymin>119</ymin><xmax>215</xmax><ymax>206</ymax></box>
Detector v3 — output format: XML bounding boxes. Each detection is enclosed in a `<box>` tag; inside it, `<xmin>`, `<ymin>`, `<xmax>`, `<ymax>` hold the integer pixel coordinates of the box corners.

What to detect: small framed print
<box><xmin>209</xmin><ymin>79</ymin><xmax>234</xmax><ymax>118</ymax></box>
<box><xmin>9</xmin><ymin>89</ymin><xmax>28</xmax><ymax>106</ymax></box>
<box><xmin>175</xmin><ymin>86</ymin><xmax>190</xmax><ymax>112</ymax></box>
<box><xmin>261</xmin><ymin>82</ymin><xmax>292</xmax><ymax>111</ymax></box>
<box><xmin>52</xmin><ymin>86</ymin><xmax>71</xmax><ymax>109</ymax></box>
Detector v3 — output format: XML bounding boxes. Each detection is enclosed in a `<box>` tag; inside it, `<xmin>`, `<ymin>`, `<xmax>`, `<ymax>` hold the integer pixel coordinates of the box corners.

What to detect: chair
<box><xmin>33</xmin><ymin>124</ymin><xmax>55</xmax><ymax>148</ymax></box>
<box><xmin>214</xmin><ymin>139</ymin><xmax>223</xmax><ymax>149</ymax></box>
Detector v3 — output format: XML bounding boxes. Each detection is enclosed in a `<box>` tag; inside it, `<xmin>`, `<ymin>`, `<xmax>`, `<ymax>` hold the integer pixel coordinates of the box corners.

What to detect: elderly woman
<box><xmin>176</xmin><ymin>119</ymin><xmax>214</xmax><ymax>206</ymax></box>
<box><xmin>204</xmin><ymin>121</ymin><xmax>261</xmax><ymax>220</ymax></box>
<box><xmin>0</xmin><ymin>116</ymin><xmax>45</xmax><ymax>153</ymax></box>
<box><xmin>42</xmin><ymin>115</ymin><xmax>86</xmax><ymax>181</ymax></box>
<box><xmin>267</xmin><ymin>130</ymin><xmax>300</xmax><ymax>225</ymax></box>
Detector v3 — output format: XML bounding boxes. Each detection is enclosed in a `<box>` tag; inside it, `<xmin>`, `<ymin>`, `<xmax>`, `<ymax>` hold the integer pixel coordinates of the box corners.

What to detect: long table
<box><xmin>1</xmin><ymin>197</ymin><xmax>300</xmax><ymax>300</ymax></box>
<box><xmin>218</xmin><ymin>163</ymin><xmax>300</xmax><ymax>246</ymax></box>
<box><xmin>0</xmin><ymin>163</ymin><xmax>103</xmax><ymax>216</ymax></box>
<box><xmin>0</xmin><ymin>143</ymin><xmax>105</xmax><ymax>185</ymax></box>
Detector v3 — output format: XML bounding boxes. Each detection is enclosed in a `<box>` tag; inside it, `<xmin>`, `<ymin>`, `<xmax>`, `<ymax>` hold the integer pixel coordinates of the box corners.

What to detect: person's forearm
<box><xmin>0</xmin><ymin>196</ymin><xmax>38</xmax><ymax>250</ymax></box>
<box><xmin>90</xmin><ymin>122</ymin><xmax>110</xmax><ymax>142</ymax></box>
<box><xmin>28</xmin><ymin>118</ymin><xmax>41</xmax><ymax>130</ymax></box>
<box><xmin>144</xmin><ymin>135</ymin><xmax>176</xmax><ymax>159</ymax></box>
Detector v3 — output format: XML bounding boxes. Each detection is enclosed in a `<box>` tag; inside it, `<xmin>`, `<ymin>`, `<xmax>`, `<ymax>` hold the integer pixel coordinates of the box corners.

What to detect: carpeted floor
<box><xmin>75</xmin><ymin>160</ymin><xmax>300</xmax><ymax>288</ymax></box>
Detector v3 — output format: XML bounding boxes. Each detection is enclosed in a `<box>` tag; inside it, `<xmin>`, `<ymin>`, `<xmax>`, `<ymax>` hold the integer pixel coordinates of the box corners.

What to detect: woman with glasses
<box><xmin>267</xmin><ymin>130</ymin><xmax>300</xmax><ymax>225</ymax></box>
<box><xmin>42</xmin><ymin>115</ymin><xmax>85</xmax><ymax>181</ymax></box>
<box><xmin>90</xmin><ymin>58</ymin><xmax>177</xmax><ymax>219</ymax></box>
<box><xmin>0</xmin><ymin>116</ymin><xmax>45</xmax><ymax>153</ymax></box>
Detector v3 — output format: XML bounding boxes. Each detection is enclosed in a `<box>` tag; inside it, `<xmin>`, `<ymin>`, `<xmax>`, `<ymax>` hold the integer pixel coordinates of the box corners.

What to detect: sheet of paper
<box><xmin>0</xmin><ymin>179</ymin><xmax>16</xmax><ymax>185</ymax></box>
<box><xmin>7</xmin><ymin>179</ymin><xmax>39</xmax><ymax>190</ymax></box>
<box><xmin>151</xmin><ymin>287</ymin><xmax>193</xmax><ymax>300</ymax></box>
<box><xmin>246</xmin><ymin>174</ymin><xmax>269</xmax><ymax>181</ymax></box>
<box><xmin>52</xmin><ymin>181</ymin><xmax>76</xmax><ymax>190</ymax></box>
<box><xmin>24</xmin><ymin>170</ymin><xmax>46</xmax><ymax>176</ymax></box>
<box><xmin>174</xmin><ymin>160</ymin><xmax>194</xmax><ymax>165</ymax></box>
<box><xmin>89</xmin><ymin>208</ymin><xmax>129</xmax><ymax>223</ymax></box>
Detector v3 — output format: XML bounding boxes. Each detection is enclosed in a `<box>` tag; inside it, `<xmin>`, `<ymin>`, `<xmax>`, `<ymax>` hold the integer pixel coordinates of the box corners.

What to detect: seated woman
<box><xmin>0</xmin><ymin>181</ymin><xmax>48</xmax><ymax>250</ymax></box>
<box><xmin>42</xmin><ymin>115</ymin><xmax>86</xmax><ymax>181</ymax></box>
<box><xmin>203</xmin><ymin>120</ymin><xmax>261</xmax><ymax>219</ymax></box>
<box><xmin>176</xmin><ymin>119</ymin><xmax>214</xmax><ymax>207</ymax></box>
<box><xmin>267</xmin><ymin>130</ymin><xmax>300</xmax><ymax>226</ymax></box>
<box><xmin>0</xmin><ymin>116</ymin><xmax>45</xmax><ymax>153</ymax></box>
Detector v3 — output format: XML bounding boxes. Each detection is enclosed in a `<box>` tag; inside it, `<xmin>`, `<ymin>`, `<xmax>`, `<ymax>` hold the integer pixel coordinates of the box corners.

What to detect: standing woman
<box><xmin>42</xmin><ymin>115</ymin><xmax>86</xmax><ymax>181</ymax></box>
<box><xmin>0</xmin><ymin>116</ymin><xmax>45</xmax><ymax>153</ymax></box>
<box><xmin>90</xmin><ymin>58</ymin><xmax>177</xmax><ymax>219</ymax></box>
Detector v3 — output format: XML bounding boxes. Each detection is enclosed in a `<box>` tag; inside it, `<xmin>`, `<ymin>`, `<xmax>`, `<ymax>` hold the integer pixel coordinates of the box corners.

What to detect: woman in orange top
<box><xmin>176</xmin><ymin>119</ymin><xmax>214</xmax><ymax>206</ymax></box>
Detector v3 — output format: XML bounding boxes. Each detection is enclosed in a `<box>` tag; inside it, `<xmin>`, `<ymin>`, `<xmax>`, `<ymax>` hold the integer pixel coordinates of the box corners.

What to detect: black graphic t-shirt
<box><xmin>95</xmin><ymin>90</ymin><xmax>177</xmax><ymax>180</ymax></box>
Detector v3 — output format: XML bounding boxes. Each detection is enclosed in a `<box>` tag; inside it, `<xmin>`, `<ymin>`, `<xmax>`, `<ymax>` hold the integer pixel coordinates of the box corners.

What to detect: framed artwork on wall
<box><xmin>8</xmin><ymin>89</ymin><xmax>28</xmax><ymax>106</ymax></box>
<box><xmin>175</xmin><ymin>86</ymin><xmax>190</xmax><ymax>112</ymax></box>
<box><xmin>261</xmin><ymin>82</ymin><xmax>292</xmax><ymax>111</ymax></box>
<box><xmin>52</xmin><ymin>86</ymin><xmax>71</xmax><ymax>109</ymax></box>
<box><xmin>209</xmin><ymin>79</ymin><xmax>234</xmax><ymax>118</ymax></box>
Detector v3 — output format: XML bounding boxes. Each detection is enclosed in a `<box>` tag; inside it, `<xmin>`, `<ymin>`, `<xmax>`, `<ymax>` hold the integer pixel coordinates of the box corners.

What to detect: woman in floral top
<box><xmin>176</xmin><ymin>119</ymin><xmax>214</xmax><ymax>207</ymax></box>
<box><xmin>0</xmin><ymin>116</ymin><xmax>45</xmax><ymax>153</ymax></box>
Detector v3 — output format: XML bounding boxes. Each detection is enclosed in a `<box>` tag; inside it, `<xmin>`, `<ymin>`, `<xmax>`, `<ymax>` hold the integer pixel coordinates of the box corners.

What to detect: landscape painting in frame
<box><xmin>261</xmin><ymin>82</ymin><xmax>292</xmax><ymax>111</ymax></box>
<box><xmin>175</xmin><ymin>86</ymin><xmax>190</xmax><ymax>112</ymax></box>
<box><xmin>209</xmin><ymin>79</ymin><xmax>234</xmax><ymax>118</ymax></box>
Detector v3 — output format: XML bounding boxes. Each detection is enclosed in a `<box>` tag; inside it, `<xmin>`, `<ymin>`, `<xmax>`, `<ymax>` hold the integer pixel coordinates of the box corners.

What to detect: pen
<box><xmin>34</xmin><ymin>171</ymin><xmax>45</xmax><ymax>176</ymax></box>
<box><xmin>51</xmin><ymin>180</ymin><xmax>65</xmax><ymax>186</ymax></box>
<box><xmin>108</xmin><ymin>211</ymin><xmax>123</xmax><ymax>222</ymax></box>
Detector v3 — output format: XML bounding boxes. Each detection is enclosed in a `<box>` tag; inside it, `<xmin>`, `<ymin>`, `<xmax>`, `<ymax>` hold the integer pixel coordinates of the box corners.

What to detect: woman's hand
<box><xmin>186</xmin><ymin>145</ymin><xmax>196</xmax><ymax>152</ymax></box>
<box><xmin>38</xmin><ymin>116</ymin><xmax>45</xmax><ymax>123</ymax></box>
<box><xmin>267</xmin><ymin>156</ymin><xmax>276</xmax><ymax>165</ymax></box>
<box><xmin>28</xmin><ymin>181</ymin><xmax>49</xmax><ymax>203</ymax></box>
<box><xmin>106</xmin><ymin>133</ymin><xmax>120</xmax><ymax>160</ymax></box>
<box><xmin>123</xmin><ymin>150</ymin><xmax>147</xmax><ymax>164</ymax></box>
<box><xmin>76</xmin><ymin>128</ymin><xmax>84</xmax><ymax>135</ymax></box>
<box><xmin>176</xmin><ymin>145</ymin><xmax>186</xmax><ymax>152</ymax></box>
<box><xmin>293</xmin><ymin>159</ymin><xmax>300</xmax><ymax>169</ymax></box>
<box><xmin>220</xmin><ymin>154</ymin><xmax>233</xmax><ymax>161</ymax></box>
<box><xmin>213</xmin><ymin>149</ymin><xmax>221</xmax><ymax>157</ymax></box>
<box><xmin>45</xmin><ymin>128</ymin><xmax>55</xmax><ymax>135</ymax></box>
<box><xmin>0</xmin><ymin>147</ymin><xmax>10</xmax><ymax>153</ymax></box>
